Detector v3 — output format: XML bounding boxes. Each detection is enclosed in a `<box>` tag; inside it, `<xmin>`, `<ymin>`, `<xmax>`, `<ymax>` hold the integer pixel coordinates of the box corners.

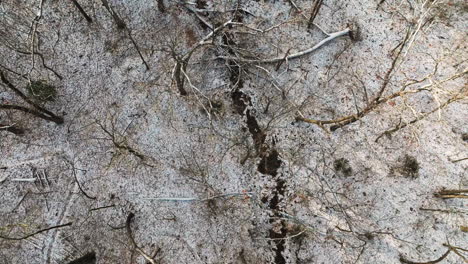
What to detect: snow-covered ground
<box><xmin>0</xmin><ymin>1</ymin><xmax>466</xmax><ymax>263</ymax></box>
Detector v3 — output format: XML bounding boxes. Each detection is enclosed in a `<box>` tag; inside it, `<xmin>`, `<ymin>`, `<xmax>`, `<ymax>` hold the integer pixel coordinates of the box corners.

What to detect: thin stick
<box><xmin>0</xmin><ymin>104</ymin><xmax>63</xmax><ymax>124</ymax></box>
<box><xmin>100</xmin><ymin>0</ymin><xmax>150</xmax><ymax>69</ymax></box>
<box><xmin>0</xmin><ymin>222</ymin><xmax>72</xmax><ymax>241</ymax></box>
<box><xmin>69</xmin><ymin>162</ymin><xmax>96</xmax><ymax>200</ymax></box>
<box><xmin>217</xmin><ymin>28</ymin><xmax>350</xmax><ymax>63</ymax></box>
<box><xmin>126</xmin><ymin>213</ymin><xmax>158</xmax><ymax>264</ymax></box>
<box><xmin>399</xmin><ymin>249</ymin><xmax>451</xmax><ymax>264</ymax></box>
<box><xmin>0</xmin><ymin>123</ymin><xmax>25</xmax><ymax>135</ymax></box>
<box><xmin>70</xmin><ymin>0</ymin><xmax>93</xmax><ymax>23</ymax></box>
<box><xmin>0</xmin><ymin>71</ymin><xmax>64</xmax><ymax>124</ymax></box>
<box><xmin>308</xmin><ymin>0</ymin><xmax>323</xmax><ymax>29</ymax></box>
<box><xmin>140</xmin><ymin>192</ymin><xmax>254</xmax><ymax>202</ymax></box>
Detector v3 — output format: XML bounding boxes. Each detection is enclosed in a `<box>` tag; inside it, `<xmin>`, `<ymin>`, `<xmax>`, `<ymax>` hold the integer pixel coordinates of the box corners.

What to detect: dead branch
<box><xmin>399</xmin><ymin>249</ymin><xmax>451</xmax><ymax>264</ymax></box>
<box><xmin>100</xmin><ymin>0</ymin><xmax>126</xmax><ymax>29</ymax></box>
<box><xmin>400</xmin><ymin>243</ymin><xmax>468</xmax><ymax>264</ymax></box>
<box><xmin>97</xmin><ymin>121</ymin><xmax>146</xmax><ymax>161</ymax></box>
<box><xmin>28</xmin><ymin>0</ymin><xmax>45</xmax><ymax>77</ymax></box>
<box><xmin>434</xmin><ymin>189</ymin><xmax>468</xmax><ymax>199</ymax></box>
<box><xmin>7</xmin><ymin>47</ymin><xmax>63</xmax><ymax>80</ymax></box>
<box><xmin>0</xmin><ymin>123</ymin><xmax>25</xmax><ymax>135</ymax></box>
<box><xmin>0</xmin><ymin>71</ymin><xmax>64</xmax><ymax>124</ymax></box>
<box><xmin>63</xmin><ymin>158</ymin><xmax>96</xmax><ymax>200</ymax></box>
<box><xmin>100</xmin><ymin>0</ymin><xmax>150</xmax><ymax>70</ymax></box>
<box><xmin>184</xmin><ymin>3</ymin><xmax>213</xmax><ymax>29</ymax></box>
<box><xmin>419</xmin><ymin>207</ymin><xmax>467</xmax><ymax>214</ymax></box>
<box><xmin>0</xmin><ymin>222</ymin><xmax>72</xmax><ymax>241</ymax></box>
<box><xmin>126</xmin><ymin>213</ymin><xmax>159</xmax><ymax>264</ymax></box>
<box><xmin>139</xmin><ymin>191</ymin><xmax>254</xmax><ymax>202</ymax></box>
<box><xmin>0</xmin><ymin>104</ymin><xmax>62</xmax><ymax>124</ymax></box>
<box><xmin>217</xmin><ymin>28</ymin><xmax>351</xmax><ymax>63</ymax></box>
<box><xmin>308</xmin><ymin>0</ymin><xmax>324</xmax><ymax>29</ymax></box>
<box><xmin>297</xmin><ymin>86</ymin><xmax>429</xmax><ymax>130</ymax></box>
<box><xmin>171</xmin><ymin>19</ymin><xmax>234</xmax><ymax>95</ymax></box>
<box><xmin>375</xmin><ymin>92</ymin><xmax>464</xmax><ymax>142</ymax></box>
<box><xmin>296</xmin><ymin>27</ymin><xmax>409</xmax><ymax>130</ymax></box>
<box><xmin>71</xmin><ymin>0</ymin><xmax>93</xmax><ymax>23</ymax></box>
<box><xmin>443</xmin><ymin>244</ymin><xmax>467</xmax><ymax>262</ymax></box>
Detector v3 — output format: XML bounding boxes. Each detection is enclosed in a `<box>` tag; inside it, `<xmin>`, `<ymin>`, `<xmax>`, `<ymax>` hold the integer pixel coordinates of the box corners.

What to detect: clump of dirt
<box><xmin>334</xmin><ymin>158</ymin><xmax>353</xmax><ymax>177</ymax></box>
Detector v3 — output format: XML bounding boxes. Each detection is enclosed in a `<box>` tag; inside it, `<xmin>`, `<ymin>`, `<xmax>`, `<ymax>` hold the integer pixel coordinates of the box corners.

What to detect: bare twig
<box><xmin>0</xmin><ymin>104</ymin><xmax>62</xmax><ymax>124</ymax></box>
<box><xmin>100</xmin><ymin>0</ymin><xmax>126</xmax><ymax>29</ymax></box>
<box><xmin>0</xmin><ymin>222</ymin><xmax>72</xmax><ymax>241</ymax></box>
<box><xmin>399</xmin><ymin>249</ymin><xmax>451</xmax><ymax>264</ymax></box>
<box><xmin>400</xmin><ymin>243</ymin><xmax>468</xmax><ymax>264</ymax></box>
<box><xmin>217</xmin><ymin>28</ymin><xmax>351</xmax><ymax>63</ymax></box>
<box><xmin>184</xmin><ymin>3</ymin><xmax>213</xmax><ymax>29</ymax></box>
<box><xmin>0</xmin><ymin>71</ymin><xmax>64</xmax><ymax>124</ymax></box>
<box><xmin>171</xmin><ymin>19</ymin><xmax>234</xmax><ymax>95</ymax></box>
<box><xmin>375</xmin><ymin>92</ymin><xmax>464</xmax><ymax>142</ymax></box>
<box><xmin>71</xmin><ymin>0</ymin><xmax>93</xmax><ymax>23</ymax></box>
<box><xmin>434</xmin><ymin>189</ymin><xmax>468</xmax><ymax>199</ymax></box>
<box><xmin>63</xmin><ymin>158</ymin><xmax>96</xmax><ymax>200</ymax></box>
<box><xmin>0</xmin><ymin>123</ymin><xmax>25</xmax><ymax>135</ymax></box>
<box><xmin>308</xmin><ymin>0</ymin><xmax>323</xmax><ymax>29</ymax></box>
<box><xmin>126</xmin><ymin>213</ymin><xmax>158</xmax><ymax>264</ymax></box>
<box><xmin>100</xmin><ymin>0</ymin><xmax>150</xmax><ymax>70</ymax></box>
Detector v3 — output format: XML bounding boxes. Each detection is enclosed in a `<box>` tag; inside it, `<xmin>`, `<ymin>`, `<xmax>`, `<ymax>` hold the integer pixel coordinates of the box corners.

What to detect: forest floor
<box><xmin>0</xmin><ymin>1</ymin><xmax>467</xmax><ymax>263</ymax></box>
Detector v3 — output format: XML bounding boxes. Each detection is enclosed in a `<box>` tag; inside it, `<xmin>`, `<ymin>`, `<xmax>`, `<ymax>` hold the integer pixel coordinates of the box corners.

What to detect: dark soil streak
<box><xmin>222</xmin><ymin>16</ymin><xmax>287</xmax><ymax>262</ymax></box>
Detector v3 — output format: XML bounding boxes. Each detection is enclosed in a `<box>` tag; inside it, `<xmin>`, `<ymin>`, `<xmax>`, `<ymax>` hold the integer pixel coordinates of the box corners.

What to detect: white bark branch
<box><xmin>218</xmin><ymin>28</ymin><xmax>351</xmax><ymax>64</ymax></box>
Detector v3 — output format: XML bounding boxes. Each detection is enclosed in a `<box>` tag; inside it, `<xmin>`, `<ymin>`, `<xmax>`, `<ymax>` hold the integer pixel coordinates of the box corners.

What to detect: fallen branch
<box><xmin>217</xmin><ymin>28</ymin><xmax>351</xmax><ymax>63</ymax></box>
<box><xmin>8</xmin><ymin>47</ymin><xmax>63</xmax><ymax>80</ymax></box>
<box><xmin>0</xmin><ymin>104</ymin><xmax>63</xmax><ymax>124</ymax></box>
<box><xmin>172</xmin><ymin>19</ymin><xmax>234</xmax><ymax>95</ymax></box>
<box><xmin>63</xmin><ymin>158</ymin><xmax>96</xmax><ymax>200</ymax></box>
<box><xmin>0</xmin><ymin>71</ymin><xmax>64</xmax><ymax>124</ymax></box>
<box><xmin>71</xmin><ymin>0</ymin><xmax>93</xmax><ymax>23</ymax></box>
<box><xmin>434</xmin><ymin>189</ymin><xmax>468</xmax><ymax>199</ymax></box>
<box><xmin>0</xmin><ymin>222</ymin><xmax>72</xmax><ymax>241</ymax></box>
<box><xmin>0</xmin><ymin>123</ymin><xmax>25</xmax><ymax>135</ymax></box>
<box><xmin>400</xmin><ymin>243</ymin><xmax>468</xmax><ymax>264</ymax></box>
<box><xmin>399</xmin><ymin>249</ymin><xmax>451</xmax><ymax>264</ymax></box>
<box><xmin>101</xmin><ymin>0</ymin><xmax>150</xmax><ymax>70</ymax></box>
<box><xmin>375</xmin><ymin>93</ymin><xmax>464</xmax><ymax>142</ymax></box>
<box><xmin>308</xmin><ymin>0</ymin><xmax>324</xmax><ymax>29</ymax></box>
<box><xmin>126</xmin><ymin>213</ymin><xmax>158</xmax><ymax>264</ymax></box>
<box><xmin>156</xmin><ymin>0</ymin><xmax>165</xmax><ymax>13</ymax></box>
